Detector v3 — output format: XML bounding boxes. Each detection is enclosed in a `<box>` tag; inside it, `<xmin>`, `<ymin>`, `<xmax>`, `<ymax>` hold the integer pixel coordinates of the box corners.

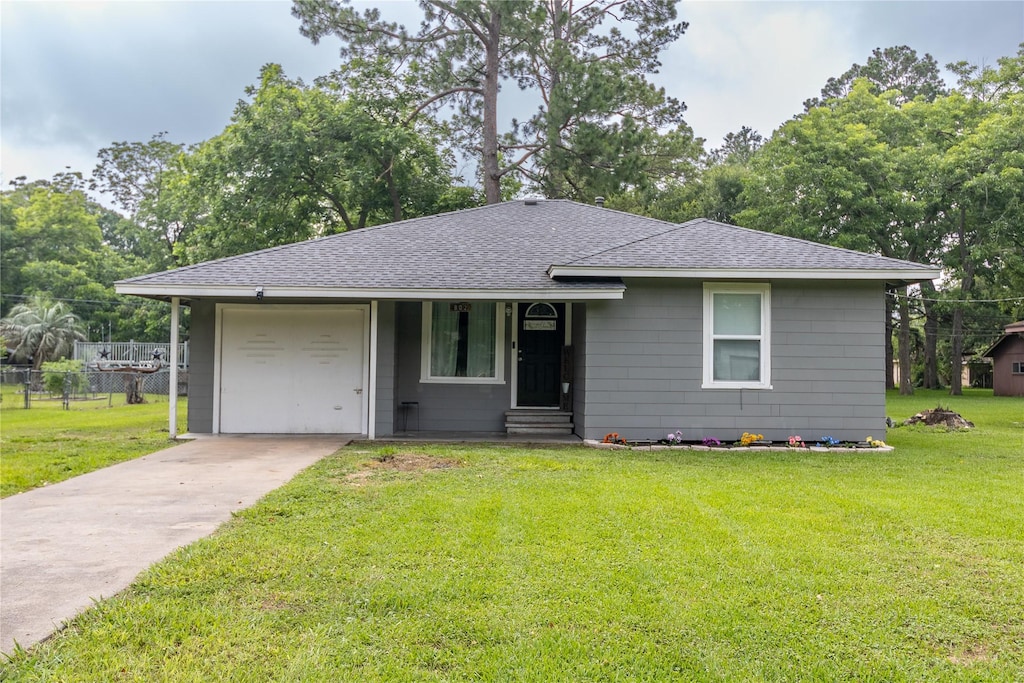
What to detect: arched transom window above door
<box><xmin>524</xmin><ymin>303</ymin><xmax>558</xmax><ymax>319</ymax></box>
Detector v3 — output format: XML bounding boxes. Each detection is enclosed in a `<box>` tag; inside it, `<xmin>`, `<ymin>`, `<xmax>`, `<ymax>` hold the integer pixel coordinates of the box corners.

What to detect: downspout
<box><xmin>169</xmin><ymin>297</ymin><xmax>180</xmax><ymax>439</ymax></box>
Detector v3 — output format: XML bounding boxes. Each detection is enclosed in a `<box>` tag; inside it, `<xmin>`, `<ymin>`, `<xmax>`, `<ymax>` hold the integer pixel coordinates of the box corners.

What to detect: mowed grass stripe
<box><xmin>2</xmin><ymin>390</ymin><xmax>1022</xmax><ymax>680</ymax></box>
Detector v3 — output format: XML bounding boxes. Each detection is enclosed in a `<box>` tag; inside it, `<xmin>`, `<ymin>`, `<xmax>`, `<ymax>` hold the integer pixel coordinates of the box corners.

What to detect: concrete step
<box><xmin>504</xmin><ymin>410</ymin><xmax>574</xmax><ymax>435</ymax></box>
<box><xmin>506</xmin><ymin>425</ymin><xmax>575</xmax><ymax>435</ymax></box>
<box><xmin>504</xmin><ymin>410</ymin><xmax>573</xmax><ymax>425</ymax></box>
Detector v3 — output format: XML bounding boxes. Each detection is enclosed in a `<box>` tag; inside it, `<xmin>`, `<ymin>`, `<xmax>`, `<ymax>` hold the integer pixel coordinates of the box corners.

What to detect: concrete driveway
<box><xmin>1</xmin><ymin>435</ymin><xmax>348</xmax><ymax>655</ymax></box>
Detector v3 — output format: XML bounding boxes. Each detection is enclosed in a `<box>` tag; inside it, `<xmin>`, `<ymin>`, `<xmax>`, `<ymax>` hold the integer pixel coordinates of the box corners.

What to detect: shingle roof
<box><xmin>117</xmin><ymin>200</ymin><xmax>938</xmax><ymax>298</ymax></box>
<box><xmin>558</xmin><ymin>217</ymin><xmax>935</xmax><ymax>271</ymax></box>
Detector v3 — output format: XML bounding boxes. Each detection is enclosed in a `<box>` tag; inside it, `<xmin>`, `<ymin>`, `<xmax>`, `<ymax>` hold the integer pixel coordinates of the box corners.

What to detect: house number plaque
<box><xmin>449</xmin><ymin>303</ymin><xmax>472</xmax><ymax>312</ymax></box>
<box><xmin>524</xmin><ymin>320</ymin><xmax>556</xmax><ymax>331</ymax></box>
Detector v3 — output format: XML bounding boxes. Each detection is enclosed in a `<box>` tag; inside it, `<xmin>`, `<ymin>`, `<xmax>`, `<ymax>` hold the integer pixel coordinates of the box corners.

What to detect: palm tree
<box><xmin>0</xmin><ymin>296</ymin><xmax>86</xmax><ymax>369</ymax></box>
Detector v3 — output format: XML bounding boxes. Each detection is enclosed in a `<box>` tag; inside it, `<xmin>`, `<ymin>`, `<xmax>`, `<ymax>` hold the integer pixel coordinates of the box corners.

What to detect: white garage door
<box><xmin>218</xmin><ymin>306</ymin><xmax>366</xmax><ymax>434</ymax></box>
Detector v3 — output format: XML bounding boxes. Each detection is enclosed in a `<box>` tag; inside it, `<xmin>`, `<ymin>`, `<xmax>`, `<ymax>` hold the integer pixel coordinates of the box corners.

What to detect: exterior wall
<box><xmin>992</xmin><ymin>336</ymin><xmax>1024</xmax><ymax>396</ymax></box>
<box><xmin>374</xmin><ymin>301</ymin><xmax>397</xmax><ymax>435</ymax></box>
<box><xmin>571</xmin><ymin>302</ymin><xmax>588</xmax><ymax>437</ymax></box>
<box><xmin>580</xmin><ymin>279</ymin><xmax>887</xmax><ymax>442</ymax></box>
<box><xmin>393</xmin><ymin>301</ymin><xmax>512</xmax><ymax>432</ymax></box>
<box><xmin>187</xmin><ymin>300</ymin><xmax>216</xmax><ymax>433</ymax></box>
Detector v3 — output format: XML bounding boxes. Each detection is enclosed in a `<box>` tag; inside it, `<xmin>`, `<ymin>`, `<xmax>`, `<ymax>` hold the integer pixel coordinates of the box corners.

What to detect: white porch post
<box><xmin>168</xmin><ymin>297</ymin><xmax>180</xmax><ymax>439</ymax></box>
<box><xmin>368</xmin><ymin>300</ymin><xmax>378</xmax><ymax>439</ymax></box>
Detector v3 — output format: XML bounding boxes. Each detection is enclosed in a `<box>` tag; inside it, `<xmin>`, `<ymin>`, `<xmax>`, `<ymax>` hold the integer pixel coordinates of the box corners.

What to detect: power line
<box><xmin>0</xmin><ymin>293</ymin><xmax>159</xmax><ymax>308</ymax></box>
<box><xmin>887</xmin><ymin>291</ymin><xmax>1024</xmax><ymax>304</ymax></box>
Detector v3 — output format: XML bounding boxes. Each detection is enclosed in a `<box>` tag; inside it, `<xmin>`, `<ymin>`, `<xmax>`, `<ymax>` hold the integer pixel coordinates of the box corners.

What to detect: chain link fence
<box><xmin>1</xmin><ymin>366</ymin><xmax>188</xmax><ymax>409</ymax></box>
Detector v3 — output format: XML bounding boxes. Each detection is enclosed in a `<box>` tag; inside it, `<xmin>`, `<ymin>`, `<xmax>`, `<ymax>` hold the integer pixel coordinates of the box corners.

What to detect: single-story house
<box><xmin>982</xmin><ymin>320</ymin><xmax>1024</xmax><ymax>396</ymax></box>
<box><xmin>116</xmin><ymin>199</ymin><xmax>940</xmax><ymax>442</ymax></box>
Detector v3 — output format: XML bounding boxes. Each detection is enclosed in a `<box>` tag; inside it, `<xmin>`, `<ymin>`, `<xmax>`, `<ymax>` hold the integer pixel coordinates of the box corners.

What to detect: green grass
<box><xmin>0</xmin><ymin>387</ymin><xmax>186</xmax><ymax>497</ymax></box>
<box><xmin>2</xmin><ymin>391</ymin><xmax>1022</xmax><ymax>681</ymax></box>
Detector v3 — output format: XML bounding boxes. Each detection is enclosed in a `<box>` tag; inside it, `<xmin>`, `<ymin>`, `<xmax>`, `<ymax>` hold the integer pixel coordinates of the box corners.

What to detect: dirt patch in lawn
<box><xmin>948</xmin><ymin>643</ymin><xmax>994</xmax><ymax>665</ymax></box>
<box><xmin>904</xmin><ymin>406</ymin><xmax>975</xmax><ymax>429</ymax></box>
<box><xmin>342</xmin><ymin>453</ymin><xmax>462</xmax><ymax>485</ymax></box>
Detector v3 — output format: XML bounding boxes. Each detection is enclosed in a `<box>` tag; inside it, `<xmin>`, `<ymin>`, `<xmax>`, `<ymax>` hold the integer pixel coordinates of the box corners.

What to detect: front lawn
<box><xmin>3</xmin><ymin>391</ymin><xmax>1022</xmax><ymax>680</ymax></box>
<box><xmin>0</xmin><ymin>389</ymin><xmax>186</xmax><ymax>497</ymax></box>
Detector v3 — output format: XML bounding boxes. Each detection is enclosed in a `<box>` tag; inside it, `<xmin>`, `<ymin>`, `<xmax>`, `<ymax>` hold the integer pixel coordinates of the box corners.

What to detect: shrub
<box><xmin>41</xmin><ymin>359</ymin><xmax>86</xmax><ymax>395</ymax></box>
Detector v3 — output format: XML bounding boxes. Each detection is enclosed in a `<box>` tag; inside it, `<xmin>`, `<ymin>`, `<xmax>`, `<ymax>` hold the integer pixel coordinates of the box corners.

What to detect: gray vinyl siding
<box><xmin>187</xmin><ymin>300</ymin><xmax>216</xmax><ymax>433</ymax></box>
<box><xmin>580</xmin><ymin>280</ymin><xmax>886</xmax><ymax>442</ymax></box>
<box><xmin>393</xmin><ymin>301</ymin><xmax>512</xmax><ymax>432</ymax></box>
<box><xmin>571</xmin><ymin>302</ymin><xmax>588</xmax><ymax>437</ymax></box>
<box><xmin>374</xmin><ymin>301</ymin><xmax>396</xmax><ymax>436</ymax></box>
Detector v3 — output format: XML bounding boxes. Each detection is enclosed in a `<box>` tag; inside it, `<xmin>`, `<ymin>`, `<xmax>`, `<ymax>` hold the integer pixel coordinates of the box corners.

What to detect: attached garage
<box><xmin>215</xmin><ymin>305</ymin><xmax>369</xmax><ymax>434</ymax></box>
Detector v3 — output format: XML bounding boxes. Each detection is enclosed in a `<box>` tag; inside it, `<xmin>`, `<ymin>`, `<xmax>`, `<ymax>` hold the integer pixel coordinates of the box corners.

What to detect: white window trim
<box><xmin>420</xmin><ymin>301</ymin><xmax>506</xmax><ymax>384</ymax></box>
<box><xmin>702</xmin><ymin>283</ymin><xmax>772</xmax><ymax>390</ymax></box>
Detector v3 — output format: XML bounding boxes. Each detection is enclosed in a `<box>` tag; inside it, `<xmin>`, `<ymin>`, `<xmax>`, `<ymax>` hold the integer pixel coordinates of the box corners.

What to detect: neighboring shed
<box><xmin>116</xmin><ymin>200</ymin><xmax>940</xmax><ymax>442</ymax></box>
<box><xmin>982</xmin><ymin>321</ymin><xmax>1024</xmax><ymax>397</ymax></box>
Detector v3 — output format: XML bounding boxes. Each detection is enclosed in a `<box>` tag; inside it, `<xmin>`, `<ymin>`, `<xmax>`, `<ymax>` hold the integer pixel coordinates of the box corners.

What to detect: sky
<box><xmin>2</xmin><ymin>0</ymin><xmax>1022</xmax><ymax>193</ymax></box>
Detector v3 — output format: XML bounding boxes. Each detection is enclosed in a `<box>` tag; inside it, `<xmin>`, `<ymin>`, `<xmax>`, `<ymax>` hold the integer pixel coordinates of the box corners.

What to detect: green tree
<box><xmin>175</xmin><ymin>64</ymin><xmax>464</xmax><ymax>263</ymax></box>
<box><xmin>292</xmin><ymin>0</ymin><xmax>693</xmax><ymax>203</ymax></box>
<box><xmin>1</xmin><ymin>184</ymin><xmax>120</xmax><ymax>314</ymax></box>
<box><xmin>0</xmin><ymin>180</ymin><xmax>167</xmax><ymax>343</ymax></box>
<box><xmin>740</xmin><ymin>80</ymin><xmax>940</xmax><ymax>394</ymax></box>
<box><xmin>511</xmin><ymin>0</ymin><xmax>696</xmax><ymax>199</ymax></box>
<box><xmin>804</xmin><ymin>45</ymin><xmax>947</xmax><ymax>110</ymax></box>
<box><xmin>607</xmin><ymin>125</ymin><xmax>762</xmax><ymax>225</ymax></box>
<box><xmin>91</xmin><ymin>132</ymin><xmax>189</xmax><ymax>264</ymax></box>
<box><xmin>0</xmin><ymin>296</ymin><xmax>86</xmax><ymax>369</ymax></box>
<box><xmin>925</xmin><ymin>48</ymin><xmax>1024</xmax><ymax>394</ymax></box>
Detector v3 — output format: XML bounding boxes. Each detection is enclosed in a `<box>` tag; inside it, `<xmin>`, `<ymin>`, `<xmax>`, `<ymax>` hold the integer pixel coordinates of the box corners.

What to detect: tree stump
<box><xmin>125</xmin><ymin>374</ymin><xmax>145</xmax><ymax>404</ymax></box>
<box><xmin>904</xmin><ymin>406</ymin><xmax>974</xmax><ymax>429</ymax></box>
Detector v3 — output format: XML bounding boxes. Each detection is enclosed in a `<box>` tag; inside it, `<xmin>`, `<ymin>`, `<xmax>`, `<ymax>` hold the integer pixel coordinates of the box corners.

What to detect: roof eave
<box><xmin>114</xmin><ymin>283</ymin><xmax>626</xmax><ymax>301</ymax></box>
<box><xmin>547</xmin><ymin>265</ymin><xmax>941</xmax><ymax>284</ymax></box>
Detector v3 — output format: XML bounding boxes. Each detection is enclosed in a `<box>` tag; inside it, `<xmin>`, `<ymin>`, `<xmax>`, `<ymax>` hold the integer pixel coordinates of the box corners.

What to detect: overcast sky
<box><xmin>2</xmin><ymin>0</ymin><xmax>1022</xmax><ymax>192</ymax></box>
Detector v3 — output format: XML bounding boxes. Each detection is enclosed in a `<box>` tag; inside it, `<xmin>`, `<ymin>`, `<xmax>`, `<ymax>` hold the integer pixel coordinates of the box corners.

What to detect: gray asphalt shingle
<box><xmin>118</xmin><ymin>200</ymin><xmax>936</xmax><ymax>293</ymax></box>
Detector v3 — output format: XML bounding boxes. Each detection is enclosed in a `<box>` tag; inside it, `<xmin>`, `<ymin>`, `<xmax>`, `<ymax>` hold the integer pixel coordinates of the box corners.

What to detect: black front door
<box><xmin>517</xmin><ymin>303</ymin><xmax>564</xmax><ymax>407</ymax></box>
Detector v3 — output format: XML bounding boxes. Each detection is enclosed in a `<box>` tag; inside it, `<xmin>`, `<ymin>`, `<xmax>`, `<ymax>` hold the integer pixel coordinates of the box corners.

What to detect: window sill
<box><xmin>701</xmin><ymin>383</ymin><xmax>773</xmax><ymax>390</ymax></box>
<box><xmin>421</xmin><ymin>377</ymin><xmax>506</xmax><ymax>385</ymax></box>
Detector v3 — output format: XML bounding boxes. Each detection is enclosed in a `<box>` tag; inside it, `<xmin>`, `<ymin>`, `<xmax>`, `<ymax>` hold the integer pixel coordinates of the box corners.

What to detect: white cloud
<box><xmin>660</xmin><ymin>1</ymin><xmax>860</xmax><ymax>146</ymax></box>
<box><xmin>1</xmin><ymin>0</ymin><xmax>1020</xmax><ymax>187</ymax></box>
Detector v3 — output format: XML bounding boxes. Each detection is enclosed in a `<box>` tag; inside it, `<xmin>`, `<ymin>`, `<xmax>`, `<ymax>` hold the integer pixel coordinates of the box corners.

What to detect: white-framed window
<box><xmin>1013</xmin><ymin>361</ymin><xmax>1024</xmax><ymax>375</ymax></box>
<box><xmin>421</xmin><ymin>302</ymin><xmax>505</xmax><ymax>384</ymax></box>
<box><xmin>703</xmin><ymin>283</ymin><xmax>771</xmax><ymax>389</ymax></box>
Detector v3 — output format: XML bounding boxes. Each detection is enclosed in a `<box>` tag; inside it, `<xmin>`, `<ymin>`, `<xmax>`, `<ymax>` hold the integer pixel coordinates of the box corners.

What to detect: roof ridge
<box><xmin>559</xmin><ymin>207</ymin><xmax>695</xmax><ymax>265</ymax></box>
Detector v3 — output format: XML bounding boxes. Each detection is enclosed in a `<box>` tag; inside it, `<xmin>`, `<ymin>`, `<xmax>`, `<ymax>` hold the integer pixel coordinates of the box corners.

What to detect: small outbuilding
<box><xmin>115</xmin><ymin>200</ymin><xmax>940</xmax><ymax>441</ymax></box>
<box><xmin>982</xmin><ymin>321</ymin><xmax>1024</xmax><ymax>397</ymax></box>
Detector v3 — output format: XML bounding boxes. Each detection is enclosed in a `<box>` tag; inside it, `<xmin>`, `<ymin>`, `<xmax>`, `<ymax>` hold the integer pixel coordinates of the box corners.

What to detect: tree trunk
<box><xmin>884</xmin><ymin>288</ymin><xmax>895</xmax><ymax>390</ymax></box>
<box><xmin>898</xmin><ymin>286</ymin><xmax>914</xmax><ymax>395</ymax></box>
<box><xmin>920</xmin><ymin>280</ymin><xmax>940</xmax><ymax>389</ymax></box>
<box><xmin>384</xmin><ymin>161</ymin><xmax>402</xmax><ymax>222</ymax></box>
<box><xmin>481</xmin><ymin>7</ymin><xmax>502</xmax><ymax>204</ymax></box>
<box><xmin>950</xmin><ymin>207</ymin><xmax>975</xmax><ymax>396</ymax></box>
<box><xmin>546</xmin><ymin>2</ymin><xmax>566</xmax><ymax>199</ymax></box>
<box><xmin>125</xmin><ymin>374</ymin><xmax>145</xmax><ymax>404</ymax></box>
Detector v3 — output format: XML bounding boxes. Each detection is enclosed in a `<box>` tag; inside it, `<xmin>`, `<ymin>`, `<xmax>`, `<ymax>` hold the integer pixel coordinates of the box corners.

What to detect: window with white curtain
<box><xmin>421</xmin><ymin>302</ymin><xmax>505</xmax><ymax>383</ymax></box>
<box><xmin>703</xmin><ymin>283</ymin><xmax>771</xmax><ymax>389</ymax></box>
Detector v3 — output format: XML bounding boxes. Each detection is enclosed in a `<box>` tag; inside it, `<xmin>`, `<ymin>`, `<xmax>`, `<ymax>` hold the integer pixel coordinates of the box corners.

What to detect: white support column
<box><xmin>168</xmin><ymin>297</ymin><xmax>180</xmax><ymax>439</ymax></box>
<box><xmin>367</xmin><ymin>300</ymin><xmax>378</xmax><ymax>439</ymax></box>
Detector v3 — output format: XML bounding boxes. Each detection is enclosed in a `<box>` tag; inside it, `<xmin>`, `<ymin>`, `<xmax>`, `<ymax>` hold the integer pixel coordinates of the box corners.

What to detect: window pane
<box><xmin>430</xmin><ymin>303</ymin><xmax>496</xmax><ymax>378</ymax></box>
<box><xmin>713</xmin><ymin>339</ymin><xmax>760</xmax><ymax>381</ymax></box>
<box><xmin>714</xmin><ymin>293</ymin><xmax>760</xmax><ymax>335</ymax></box>
<box><xmin>430</xmin><ymin>305</ymin><xmax>460</xmax><ymax>376</ymax></box>
<box><xmin>465</xmin><ymin>302</ymin><xmax>496</xmax><ymax>377</ymax></box>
